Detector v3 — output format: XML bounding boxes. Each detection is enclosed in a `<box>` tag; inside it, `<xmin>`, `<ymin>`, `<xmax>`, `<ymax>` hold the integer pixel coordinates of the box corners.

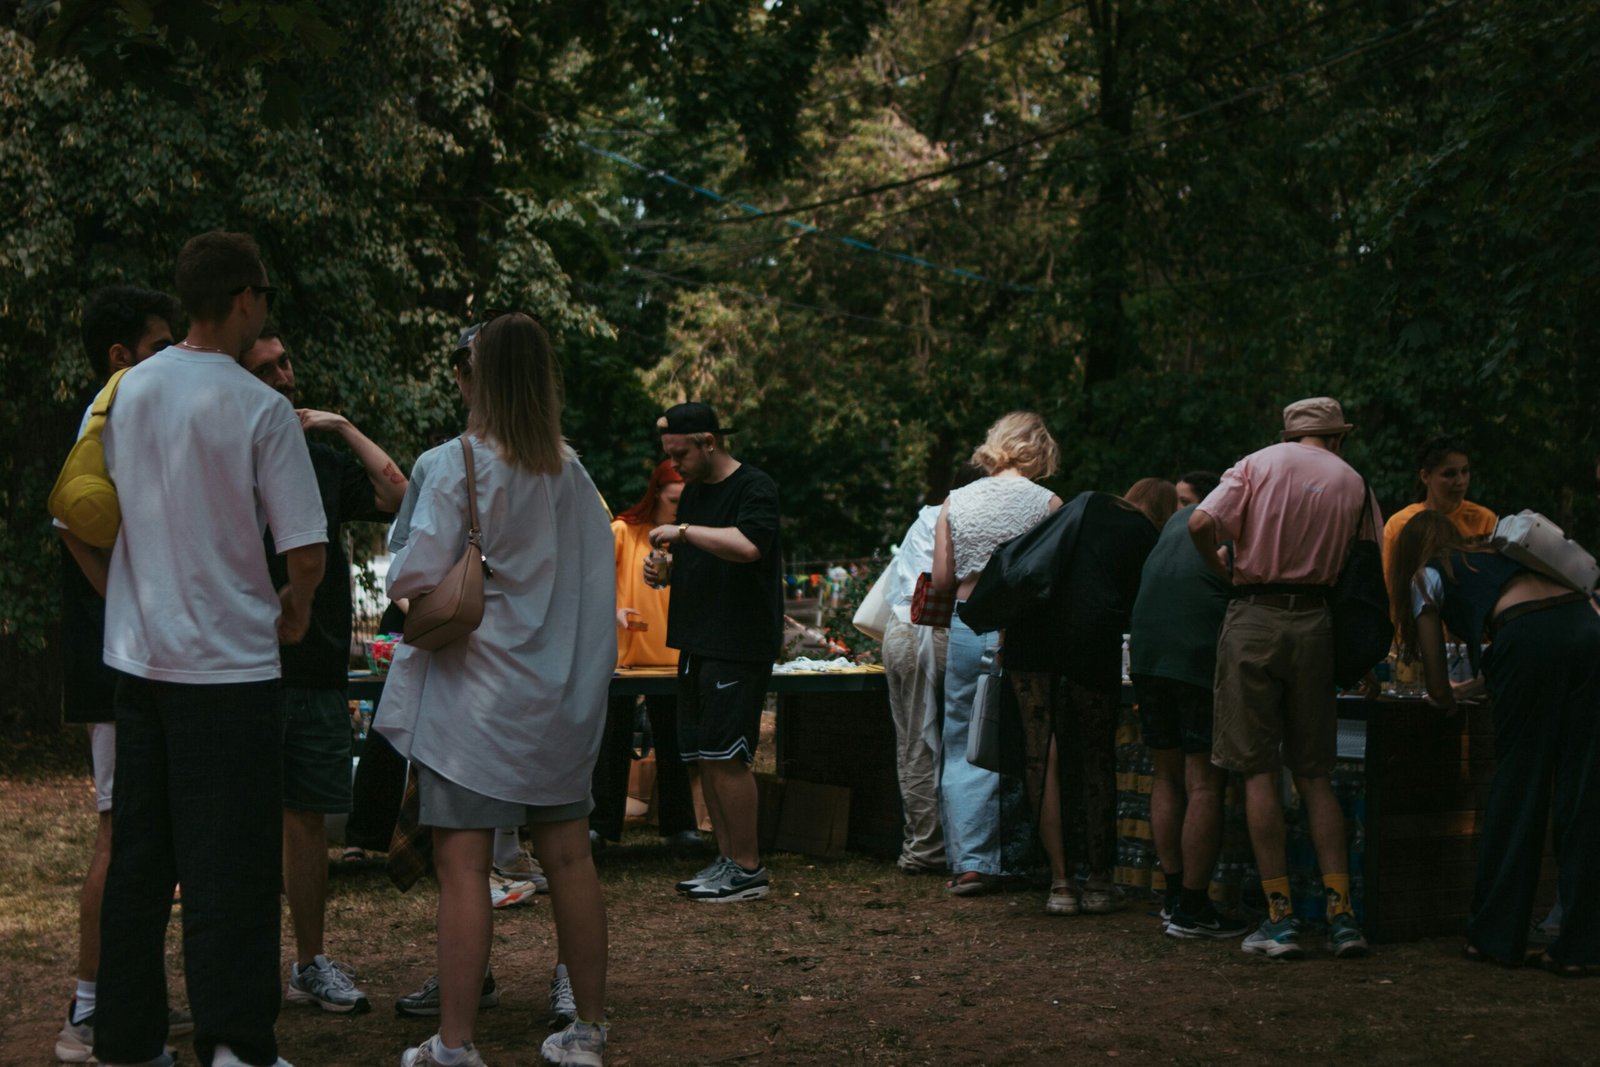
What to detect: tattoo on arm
<box><xmin>381</xmin><ymin>462</ymin><xmax>405</xmax><ymax>486</ymax></box>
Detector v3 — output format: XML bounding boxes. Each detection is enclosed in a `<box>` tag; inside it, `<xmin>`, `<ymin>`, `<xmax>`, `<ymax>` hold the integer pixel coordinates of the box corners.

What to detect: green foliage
<box><xmin>3</xmin><ymin>0</ymin><xmax>1596</xmax><ymax>732</ymax></box>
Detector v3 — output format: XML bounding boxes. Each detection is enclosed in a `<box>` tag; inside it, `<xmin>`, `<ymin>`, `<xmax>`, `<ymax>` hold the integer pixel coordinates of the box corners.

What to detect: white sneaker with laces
<box><xmin>541</xmin><ymin>1021</ymin><xmax>606</xmax><ymax>1065</ymax></box>
<box><xmin>401</xmin><ymin>1034</ymin><xmax>487</xmax><ymax>1066</ymax></box>
<box><xmin>286</xmin><ymin>954</ymin><xmax>372</xmax><ymax>1014</ymax></box>
<box><xmin>548</xmin><ymin>964</ymin><xmax>577</xmax><ymax>1029</ymax></box>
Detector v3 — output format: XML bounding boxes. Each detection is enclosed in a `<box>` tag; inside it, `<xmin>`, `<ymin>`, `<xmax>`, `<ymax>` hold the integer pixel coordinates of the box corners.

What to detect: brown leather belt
<box><xmin>1236</xmin><ymin>592</ymin><xmax>1329</xmax><ymax>611</ymax></box>
<box><xmin>1485</xmin><ymin>590</ymin><xmax>1588</xmax><ymax>641</ymax></box>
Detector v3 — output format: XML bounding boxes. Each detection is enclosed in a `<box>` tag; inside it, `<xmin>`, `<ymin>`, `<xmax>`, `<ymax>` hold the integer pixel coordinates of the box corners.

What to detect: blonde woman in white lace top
<box><xmin>931</xmin><ymin>412</ymin><xmax>1062</xmax><ymax>894</ymax></box>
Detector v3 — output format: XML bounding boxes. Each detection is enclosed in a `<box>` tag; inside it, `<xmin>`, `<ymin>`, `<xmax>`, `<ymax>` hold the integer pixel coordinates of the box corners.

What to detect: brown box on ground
<box><xmin>773</xmin><ymin>779</ymin><xmax>851</xmax><ymax>859</ymax></box>
<box><xmin>756</xmin><ymin>772</ymin><xmax>785</xmax><ymax>851</ymax></box>
<box><xmin>624</xmin><ymin>753</ymin><xmax>656</xmax><ymax>826</ymax></box>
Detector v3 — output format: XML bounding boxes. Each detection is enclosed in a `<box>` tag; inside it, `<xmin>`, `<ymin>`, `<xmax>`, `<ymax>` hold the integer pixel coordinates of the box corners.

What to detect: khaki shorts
<box><xmin>1212</xmin><ymin>599</ymin><xmax>1337</xmax><ymax>777</ymax></box>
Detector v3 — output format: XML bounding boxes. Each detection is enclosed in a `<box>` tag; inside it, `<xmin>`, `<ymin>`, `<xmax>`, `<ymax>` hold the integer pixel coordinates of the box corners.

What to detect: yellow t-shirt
<box><xmin>612</xmin><ymin>518</ymin><xmax>678</xmax><ymax>668</ymax></box>
<box><xmin>1381</xmin><ymin>499</ymin><xmax>1498</xmax><ymax>584</ymax></box>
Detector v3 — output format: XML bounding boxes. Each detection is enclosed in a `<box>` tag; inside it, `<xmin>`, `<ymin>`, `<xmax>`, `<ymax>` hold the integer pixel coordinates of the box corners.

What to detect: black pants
<box><xmin>95</xmin><ymin>677</ymin><xmax>283</xmax><ymax>1067</ymax></box>
<box><xmin>1470</xmin><ymin>600</ymin><xmax>1600</xmax><ymax>965</ymax></box>
<box><xmin>345</xmin><ymin>727</ymin><xmax>407</xmax><ymax>851</ymax></box>
<box><xmin>590</xmin><ymin>693</ymin><xmax>696</xmax><ymax>840</ymax></box>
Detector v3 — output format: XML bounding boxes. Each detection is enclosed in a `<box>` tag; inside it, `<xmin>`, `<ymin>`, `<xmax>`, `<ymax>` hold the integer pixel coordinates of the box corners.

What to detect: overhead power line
<box><xmin>579</xmin><ymin>140</ymin><xmax>1037</xmax><ymax>292</ymax></box>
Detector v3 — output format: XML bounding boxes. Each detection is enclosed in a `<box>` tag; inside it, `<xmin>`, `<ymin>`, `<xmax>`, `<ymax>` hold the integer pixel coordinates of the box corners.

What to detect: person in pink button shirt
<box><xmin>1187</xmin><ymin>396</ymin><xmax>1382</xmax><ymax>962</ymax></box>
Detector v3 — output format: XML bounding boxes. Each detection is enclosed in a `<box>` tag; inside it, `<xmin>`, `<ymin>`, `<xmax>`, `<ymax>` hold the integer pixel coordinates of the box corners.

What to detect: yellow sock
<box><xmin>1323</xmin><ymin>873</ymin><xmax>1352</xmax><ymax>919</ymax></box>
<box><xmin>1262</xmin><ymin>876</ymin><xmax>1293</xmax><ymax>923</ymax></box>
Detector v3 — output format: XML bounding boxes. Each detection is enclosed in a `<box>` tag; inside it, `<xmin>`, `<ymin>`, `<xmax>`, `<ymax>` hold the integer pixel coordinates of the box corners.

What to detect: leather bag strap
<box><xmin>459</xmin><ymin>435</ymin><xmax>482</xmax><ymax>549</ymax></box>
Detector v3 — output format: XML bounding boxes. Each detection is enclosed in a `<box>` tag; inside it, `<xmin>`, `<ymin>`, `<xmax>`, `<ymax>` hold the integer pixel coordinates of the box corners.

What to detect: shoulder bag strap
<box><xmin>459</xmin><ymin>436</ymin><xmax>491</xmax><ymax>576</ymax></box>
<box><xmin>92</xmin><ymin>367</ymin><xmax>130</xmax><ymax>419</ymax></box>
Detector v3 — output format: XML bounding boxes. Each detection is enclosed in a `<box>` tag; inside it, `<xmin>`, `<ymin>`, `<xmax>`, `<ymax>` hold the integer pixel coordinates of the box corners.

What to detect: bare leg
<box><xmin>1294</xmin><ymin>774</ymin><xmax>1348</xmax><ymax>877</ymax></box>
<box><xmin>1243</xmin><ymin>771</ymin><xmax>1287</xmax><ymax>881</ymax></box>
<box><xmin>1180</xmin><ymin>755</ymin><xmax>1226</xmax><ymax>891</ymax></box>
<box><xmin>696</xmin><ymin>763</ymin><xmax>732</xmax><ymax>859</ymax></box>
<box><xmin>77</xmin><ymin>811</ymin><xmax>114</xmax><ymax>980</ymax></box>
<box><xmin>282</xmin><ymin>808</ymin><xmax>328</xmax><ymax>967</ymax></box>
<box><xmin>699</xmin><ymin>759</ymin><xmax>759</xmax><ymax>869</ymax></box>
<box><xmin>432</xmin><ymin>827</ymin><xmax>493</xmax><ymax>1048</ymax></box>
<box><xmin>527</xmin><ymin>819</ymin><xmax>607</xmax><ymax>1022</ymax></box>
<box><xmin>1148</xmin><ymin>749</ymin><xmax>1185</xmax><ymax>885</ymax></box>
<box><xmin>1038</xmin><ymin>738</ymin><xmax>1069</xmax><ymax>885</ymax></box>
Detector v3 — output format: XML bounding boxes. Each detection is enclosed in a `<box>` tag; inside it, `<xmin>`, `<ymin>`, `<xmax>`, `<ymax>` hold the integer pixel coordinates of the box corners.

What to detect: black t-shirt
<box><xmin>266</xmin><ymin>442</ymin><xmax>392</xmax><ymax>689</ymax></box>
<box><xmin>666</xmin><ymin>464</ymin><xmax>784</xmax><ymax>664</ymax></box>
<box><xmin>59</xmin><ymin>541</ymin><xmax>118</xmax><ymax>724</ymax></box>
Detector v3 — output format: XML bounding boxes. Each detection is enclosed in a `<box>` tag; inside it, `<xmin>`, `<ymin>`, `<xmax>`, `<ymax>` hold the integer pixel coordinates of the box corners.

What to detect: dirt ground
<box><xmin>5</xmin><ymin>766</ymin><xmax>1600</xmax><ymax>1066</ymax></box>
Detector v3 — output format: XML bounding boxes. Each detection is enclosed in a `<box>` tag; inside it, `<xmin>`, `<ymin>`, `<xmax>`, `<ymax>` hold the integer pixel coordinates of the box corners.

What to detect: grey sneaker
<box><xmin>402</xmin><ymin>1035</ymin><xmax>486</xmax><ymax>1067</ymax></box>
<box><xmin>674</xmin><ymin>855</ymin><xmax>730</xmax><ymax>894</ymax></box>
<box><xmin>541</xmin><ymin>1020</ymin><xmax>606</xmax><ymax>1065</ymax></box>
<box><xmin>687</xmin><ymin>862</ymin><xmax>770</xmax><ymax>903</ymax></box>
<box><xmin>395</xmin><ymin>971</ymin><xmax>500</xmax><ymax>1017</ymax></box>
<box><xmin>1242</xmin><ymin>916</ymin><xmax>1305</xmax><ymax>959</ymax></box>
<box><xmin>286</xmin><ymin>954</ymin><xmax>371</xmax><ymax>1014</ymax></box>
<box><xmin>548</xmin><ymin>964</ymin><xmax>577</xmax><ymax>1029</ymax></box>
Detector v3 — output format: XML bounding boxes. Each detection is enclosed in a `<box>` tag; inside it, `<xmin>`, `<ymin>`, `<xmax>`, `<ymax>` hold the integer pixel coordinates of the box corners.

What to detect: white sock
<box><xmin>71</xmin><ymin>979</ymin><xmax>96</xmax><ymax>1023</ymax></box>
<box><xmin>431</xmin><ymin>1037</ymin><xmax>468</xmax><ymax>1065</ymax></box>
<box><xmin>492</xmin><ymin>827</ymin><xmax>522</xmax><ymax>869</ymax></box>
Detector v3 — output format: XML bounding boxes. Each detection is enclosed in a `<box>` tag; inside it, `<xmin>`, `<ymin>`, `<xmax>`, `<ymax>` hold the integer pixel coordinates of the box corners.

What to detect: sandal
<box><xmin>946</xmin><ymin>872</ymin><xmax>996</xmax><ymax>897</ymax></box>
<box><xmin>1537</xmin><ymin>952</ymin><xmax>1587</xmax><ymax>978</ymax></box>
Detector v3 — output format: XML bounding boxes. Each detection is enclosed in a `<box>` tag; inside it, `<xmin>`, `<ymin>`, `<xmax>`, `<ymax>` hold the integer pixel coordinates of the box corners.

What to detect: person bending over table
<box><xmin>1387</xmin><ymin>509</ymin><xmax>1600</xmax><ymax>975</ymax></box>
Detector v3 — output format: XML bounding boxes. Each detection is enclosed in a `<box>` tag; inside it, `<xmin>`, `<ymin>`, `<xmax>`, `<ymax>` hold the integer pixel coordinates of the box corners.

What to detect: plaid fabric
<box><xmin>910</xmin><ymin>572</ymin><xmax>955</xmax><ymax>628</ymax></box>
<box><xmin>385</xmin><ymin>765</ymin><xmax>433</xmax><ymax>892</ymax></box>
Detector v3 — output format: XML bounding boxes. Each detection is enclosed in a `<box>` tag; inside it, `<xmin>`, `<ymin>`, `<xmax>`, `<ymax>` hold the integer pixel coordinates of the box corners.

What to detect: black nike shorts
<box><xmin>677</xmin><ymin>653</ymin><xmax>771</xmax><ymax>764</ymax></box>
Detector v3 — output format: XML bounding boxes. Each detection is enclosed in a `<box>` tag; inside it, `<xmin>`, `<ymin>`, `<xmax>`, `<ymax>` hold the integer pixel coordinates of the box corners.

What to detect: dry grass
<box><xmin>5</xmin><ymin>749</ymin><xmax>1600</xmax><ymax>1065</ymax></box>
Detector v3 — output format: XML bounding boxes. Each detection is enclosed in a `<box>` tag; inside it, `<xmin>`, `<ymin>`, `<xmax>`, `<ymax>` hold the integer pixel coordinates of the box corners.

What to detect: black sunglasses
<box><xmin>231</xmin><ymin>284</ymin><xmax>279</xmax><ymax>309</ymax></box>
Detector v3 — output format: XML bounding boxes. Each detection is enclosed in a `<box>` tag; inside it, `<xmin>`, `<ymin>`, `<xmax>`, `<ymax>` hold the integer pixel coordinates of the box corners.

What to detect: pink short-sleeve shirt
<box><xmin>1197</xmin><ymin>442</ymin><xmax>1381</xmax><ymax>586</ymax></box>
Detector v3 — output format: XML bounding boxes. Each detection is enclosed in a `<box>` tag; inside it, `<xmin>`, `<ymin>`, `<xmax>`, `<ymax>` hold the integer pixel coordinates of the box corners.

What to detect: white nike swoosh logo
<box><xmin>715</xmin><ymin>680</ymin><xmax>740</xmax><ymax>690</ymax></box>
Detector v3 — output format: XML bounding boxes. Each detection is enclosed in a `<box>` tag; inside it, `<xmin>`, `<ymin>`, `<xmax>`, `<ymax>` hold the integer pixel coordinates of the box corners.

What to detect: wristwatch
<box><xmin>678</xmin><ymin>523</ymin><xmax>690</xmax><ymax>544</ymax></box>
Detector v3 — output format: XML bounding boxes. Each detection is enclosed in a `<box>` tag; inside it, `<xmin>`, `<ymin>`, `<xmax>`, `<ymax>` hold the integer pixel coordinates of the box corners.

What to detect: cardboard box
<box><xmin>773</xmin><ymin>779</ymin><xmax>851</xmax><ymax>859</ymax></box>
<box><xmin>755</xmin><ymin>772</ymin><xmax>786</xmax><ymax>851</ymax></box>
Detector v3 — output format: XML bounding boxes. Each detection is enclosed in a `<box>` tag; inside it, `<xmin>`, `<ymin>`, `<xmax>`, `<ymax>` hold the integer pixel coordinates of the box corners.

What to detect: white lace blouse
<box><xmin>947</xmin><ymin>476</ymin><xmax>1056</xmax><ymax>581</ymax></box>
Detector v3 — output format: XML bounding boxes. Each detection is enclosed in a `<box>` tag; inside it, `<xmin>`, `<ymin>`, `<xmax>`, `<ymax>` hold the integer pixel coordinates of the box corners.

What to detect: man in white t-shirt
<box><xmin>92</xmin><ymin>231</ymin><xmax>327</xmax><ymax>1067</ymax></box>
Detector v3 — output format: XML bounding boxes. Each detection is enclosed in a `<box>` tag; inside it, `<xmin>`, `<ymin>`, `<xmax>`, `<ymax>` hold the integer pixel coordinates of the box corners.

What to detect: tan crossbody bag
<box><xmin>403</xmin><ymin>436</ymin><xmax>491</xmax><ymax>650</ymax></box>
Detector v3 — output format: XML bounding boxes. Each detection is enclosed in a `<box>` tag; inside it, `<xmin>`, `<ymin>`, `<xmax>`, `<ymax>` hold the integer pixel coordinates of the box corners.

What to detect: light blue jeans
<box><xmin>939</xmin><ymin>612</ymin><xmax>1003</xmax><ymax>876</ymax></box>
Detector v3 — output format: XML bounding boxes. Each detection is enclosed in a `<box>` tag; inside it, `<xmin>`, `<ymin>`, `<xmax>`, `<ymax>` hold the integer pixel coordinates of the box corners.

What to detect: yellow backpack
<box><xmin>48</xmin><ymin>368</ymin><xmax>130</xmax><ymax>549</ymax></box>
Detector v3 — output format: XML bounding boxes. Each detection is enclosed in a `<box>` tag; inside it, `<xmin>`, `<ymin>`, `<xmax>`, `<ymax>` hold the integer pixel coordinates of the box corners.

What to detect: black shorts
<box><xmin>1133</xmin><ymin>674</ymin><xmax>1214</xmax><ymax>754</ymax></box>
<box><xmin>677</xmin><ymin>654</ymin><xmax>770</xmax><ymax>764</ymax></box>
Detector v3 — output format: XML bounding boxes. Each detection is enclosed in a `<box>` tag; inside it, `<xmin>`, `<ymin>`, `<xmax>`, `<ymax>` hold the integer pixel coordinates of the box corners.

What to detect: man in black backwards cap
<box><xmin>646</xmin><ymin>403</ymin><xmax>784</xmax><ymax>903</ymax></box>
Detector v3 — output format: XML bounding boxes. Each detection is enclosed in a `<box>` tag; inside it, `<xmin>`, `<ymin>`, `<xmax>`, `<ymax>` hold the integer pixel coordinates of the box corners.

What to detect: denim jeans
<box><xmin>940</xmin><ymin>613</ymin><xmax>1005</xmax><ymax>876</ymax></box>
<box><xmin>95</xmin><ymin>676</ymin><xmax>284</xmax><ymax>1067</ymax></box>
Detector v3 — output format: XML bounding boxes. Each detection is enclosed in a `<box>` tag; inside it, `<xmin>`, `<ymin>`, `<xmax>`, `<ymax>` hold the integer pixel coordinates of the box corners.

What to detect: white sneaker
<box><xmin>286</xmin><ymin>954</ymin><xmax>372</xmax><ymax>1013</ymax></box>
<box><xmin>212</xmin><ymin>1043</ymin><xmax>293</xmax><ymax>1067</ymax></box>
<box><xmin>541</xmin><ymin>1021</ymin><xmax>606</xmax><ymax>1065</ymax></box>
<box><xmin>401</xmin><ymin>1034</ymin><xmax>487</xmax><ymax>1066</ymax></box>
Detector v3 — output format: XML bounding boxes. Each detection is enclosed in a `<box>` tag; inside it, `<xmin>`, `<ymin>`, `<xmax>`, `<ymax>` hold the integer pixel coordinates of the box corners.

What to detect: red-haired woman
<box><xmin>590</xmin><ymin>459</ymin><xmax>700</xmax><ymax>851</ymax></box>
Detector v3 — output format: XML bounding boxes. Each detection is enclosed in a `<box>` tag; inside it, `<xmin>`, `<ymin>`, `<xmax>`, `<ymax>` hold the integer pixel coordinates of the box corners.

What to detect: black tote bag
<box><xmin>1331</xmin><ymin>480</ymin><xmax>1393</xmax><ymax>689</ymax></box>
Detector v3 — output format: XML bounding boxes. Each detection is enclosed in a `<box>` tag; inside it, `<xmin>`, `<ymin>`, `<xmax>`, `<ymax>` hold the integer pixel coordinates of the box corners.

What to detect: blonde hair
<box><xmin>971</xmin><ymin>411</ymin><xmax>1059</xmax><ymax>479</ymax></box>
<box><xmin>468</xmin><ymin>313</ymin><xmax>569</xmax><ymax>474</ymax></box>
<box><xmin>1124</xmin><ymin>477</ymin><xmax>1178</xmax><ymax>528</ymax></box>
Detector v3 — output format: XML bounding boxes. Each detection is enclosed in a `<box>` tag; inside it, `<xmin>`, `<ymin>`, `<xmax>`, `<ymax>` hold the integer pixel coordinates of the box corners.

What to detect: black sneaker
<box><xmin>395</xmin><ymin>971</ymin><xmax>499</xmax><ymax>1017</ymax></box>
<box><xmin>1165</xmin><ymin>902</ymin><xmax>1251</xmax><ymax>940</ymax></box>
